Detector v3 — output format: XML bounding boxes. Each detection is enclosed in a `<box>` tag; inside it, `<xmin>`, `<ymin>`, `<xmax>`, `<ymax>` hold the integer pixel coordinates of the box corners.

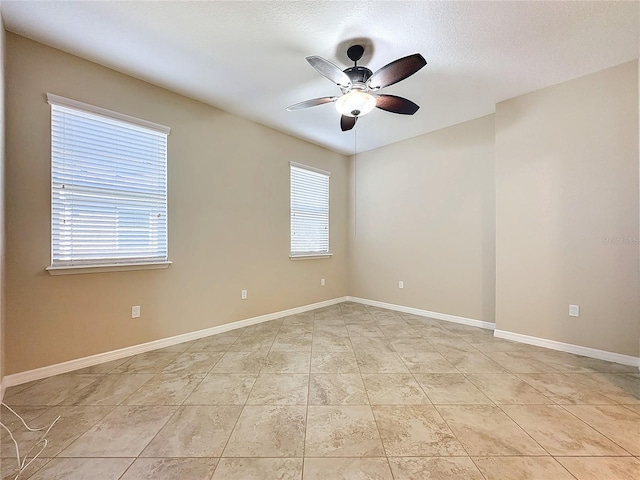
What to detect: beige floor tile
<box><xmin>241</xmin><ymin>320</ymin><xmax>283</xmax><ymax>336</ymax></box>
<box><xmin>556</xmin><ymin>457</ymin><xmax>640</xmax><ymax>480</ymax></box>
<box><xmin>188</xmin><ymin>334</ymin><xmax>238</xmax><ymax>351</ymax></box>
<box><xmin>210</xmin><ymin>351</ymin><xmax>267</xmax><ymax>373</ymax></box>
<box><xmin>0</xmin><ymin>405</ymin><xmax>51</xmax><ymax>433</ymax></box>
<box><xmin>246</xmin><ymin>374</ymin><xmax>309</xmax><ymax>405</ymax></box>
<box><xmin>283</xmin><ymin>312</ymin><xmax>314</xmax><ymax>324</ymax></box>
<box><xmin>120</xmin><ymin>458</ymin><xmax>218</xmax><ymax>480</ymax></box>
<box><xmin>369</xmin><ymin>310</ymin><xmax>403</xmax><ymax>321</ymax></box>
<box><xmin>350</xmin><ymin>337</ymin><xmax>396</xmax><ymax>353</ymax></box>
<box><xmin>389</xmin><ymin>337</ymin><xmax>436</xmax><ymax>353</ymax></box>
<box><xmin>1</xmin><ymin>458</ymin><xmax>49</xmax><ymax>480</ymax></box>
<box><xmin>8</xmin><ymin>303</ymin><xmax>639</xmax><ymax>479</ymax></box>
<box><xmin>436</xmin><ymin>405</ymin><xmax>547</xmax><ymax>456</ymax></box>
<box><xmin>572</xmin><ymin>373</ymin><xmax>640</xmax><ymax>404</ymax></box>
<box><xmin>312</xmin><ymin>333</ymin><xmax>353</xmax><ymax>352</ymax></box>
<box><xmin>309</xmin><ymin>374</ymin><xmax>369</xmax><ymax>405</ymax></box>
<box><xmin>378</xmin><ymin>323</ymin><xmax>417</xmax><ymax>337</ymax></box>
<box><xmin>161</xmin><ymin>351</ymin><xmax>224</xmax><ymax>374</ymax></box>
<box><xmin>305</xmin><ymin>406</ymin><xmax>384</xmax><ymax>457</ymax></box>
<box><xmin>414</xmin><ymin>373</ymin><xmax>492</xmax><ymax>404</ymax></box>
<box><xmin>562</xmin><ymin>404</ymin><xmax>640</xmax><ymax>455</ymax></box>
<box><xmin>372</xmin><ymin>405</ymin><xmax>466</xmax><ymax>456</ymax></box>
<box><xmin>278</xmin><ymin>324</ymin><xmax>314</xmax><ymax>336</ymax></box>
<box><xmin>271</xmin><ymin>333</ymin><xmax>312</xmax><ymax>351</ymax></box>
<box><xmin>445</xmin><ymin>352</ymin><xmax>508</xmax><ymax>374</ymax></box>
<box><xmin>261</xmin><ymin>351</ymin><xmax>311</xmax><ymax>373</ymax></box>
<box><xmin>112</xmin><ymin>352</ymin><xmax>179</xmax><ymax>374</ymax></box>
<box><xmin>623</xmin><ymin>404</ymin><xmax>640</xmax><ymax>414</ymax></box>
<box><xmin>62</xmin><ymin>374</ymin><xmax>154</xmax><ymax>406</ymax></box>
<box><xmin>343</xmin><ymin>315</ymin><xmax>376</xmax><ymax>326</ymax></box>
<box><xmin>223</xmin><ymin>406</ymin><xmax>306</xmax><ymax>457</ymax></box>
<box><xmin>212</xmin><ymin>458</ymin><xmax>302</xmax><ymax>480</ymax></box>
<box><xmin>484</xmin><ymin>351</ymin><xmax>559</xmax><ymax>373</ymax></box>
<box><xmin>362</xmin><ymin>374</ymin><xmax>431</xmax><ymax>405</ymax></box>
<box><xmin>473</xmin><ymin>456</ymin><xmax>575</xmax><ymax>480</ymax></box>
<box><xmin>152</xmin><ymin>340</ymin><xmax>197</xmax><ymax>353</ymax></box>
<box><xmin>227</xmin><ymin>334</ymin><xmax>276</xmax><ymax>351</ymax></box>
<box><xmin>28</xmin><ymin>458</ymin><xmax>133</xmax><ymax>480</ymax></box>
<box><xmin>1</xmin><ymin>405</ymin><xmax>114</xmax><ymax>458</ymax></box>
<box><xmin>141</xmin><ymin>405</ymin><xmax>241</xmax><ymax>457</ymax></box>
<box><xmin>314</xmin><ymin>323</ymin><xmax>349</xmax><ymax>335</ymax></box>
<box><xmin>517</xmin><ymin>373</ymin><xmax>617</xmax><ymax>404</ymax></box>
<box><xmin>501</xmin><ymin>404</ymin><xmax>629</xmax><ymax>456</ymax></box>
<box><xmin>388</xmin><ymin>457</ymin><xmax>484</xmax><ymax>480</ymax></box>
<box><xmin>528</xmin><ymin>351</ymin><xmax>603</xmax><ymax>373</ymax></box>
<box><xmin>465</xmin><ymin>373</ymin><xmax>552</xmax><ymax>404</ymax></box>
<box><xmin>122</xmin><ymin>373</ymin><xmax>204</xmax><ymax>405</ymax></box>
<box><xmin>432</xmin><ymin>342</ymin><xmax>479</xmax><ymax>357</ymax></box>
<box><xmin>355</xmin><ymin>351</ymin><xmax>410</xmax><ymax>373</ymax></box>
<box><xmin>310</xmin><ymin>351</ymin><xmax>360</xmax><ymax>373</ymax></box>
<box><xmin>346</xmin><ymin>324</ymin><xmax>385</xmax><ymax>337</ymax></box>
<box><xmin>184</xmin><ymin>373</ymin><xmax>256</xmax><ymax>405</ymax></box>
<box><xmin>4</xmin><ymin>375</ymin><xmax>100</xmax><ymax>406</ymax></box>
<box><xmin>303</xmin><ymin>457</ymin><xmax>393</xmax><ymax>479</ymax></box>
<box><xmin>58</xmin><ymin>405</ymin><xmax>177</xmax><ymax>457</ymax></box>
<box><xmin>397</xmin><ymin>351</ymin><xmax>458</xmax><ymax>373</ymax></box>
<box><xmin>73</xmin><ymin>358</ymin><xmax>129</xmax><ymax>374</ymax></box>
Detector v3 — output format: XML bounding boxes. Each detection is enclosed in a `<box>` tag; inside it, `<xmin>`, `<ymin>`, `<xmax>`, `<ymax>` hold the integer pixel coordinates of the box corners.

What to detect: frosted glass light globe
<box><xmin>335</xmin><ymin>91</ymin><xmax>376</xmax><ymax>117</ymax></box>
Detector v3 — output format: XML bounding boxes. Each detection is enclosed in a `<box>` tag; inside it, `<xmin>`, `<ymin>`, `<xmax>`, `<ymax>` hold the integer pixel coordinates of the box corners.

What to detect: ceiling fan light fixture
<box><xmin>335</xmin><ymin>90</ymin><xmax>376</xmax><ymax>117</ymax></box>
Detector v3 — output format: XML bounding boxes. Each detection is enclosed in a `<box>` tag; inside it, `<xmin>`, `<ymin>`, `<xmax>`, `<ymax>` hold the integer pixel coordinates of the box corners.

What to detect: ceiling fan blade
<box><xmin>376</xmin><ymin>94</ymin><xmax>420</xmax><ymax>115</ymax></box>
<box><xmin>367</xmin><ymin>53</ymin><xmax>427</xmax><ymax>90</ymax></box>
<box><xmin>306</xmin><ymin>56</ymin><xmax>352</xmax><ymax>88</ymax></box>
<box><xmin>286</xmin><ymin>97</ymin><xmax>337</xmax><ymax>111</ymax></box>
<box><xmin>340</xmin><ymin>115</ymin><xmax>357</xmax><ymax>132</ymax></box>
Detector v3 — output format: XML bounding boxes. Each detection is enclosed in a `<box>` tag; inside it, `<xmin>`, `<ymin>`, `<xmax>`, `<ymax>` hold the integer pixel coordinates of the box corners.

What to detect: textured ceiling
<box><xmin>2</xmin><ymin>1</ymin><xmax>639</xmax><ymax>154</ymax></box>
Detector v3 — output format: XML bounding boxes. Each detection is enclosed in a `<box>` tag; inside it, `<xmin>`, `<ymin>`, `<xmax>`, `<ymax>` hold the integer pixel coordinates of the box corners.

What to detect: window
<box><xmin>290</xmin><ymin>162</ymin><xmax>331</xmax><ymax>258</ymax></box>
<box><xmin>47</xmin><ymin>94</ymin><xmax>170</xmax><ymax>274</ymax></box>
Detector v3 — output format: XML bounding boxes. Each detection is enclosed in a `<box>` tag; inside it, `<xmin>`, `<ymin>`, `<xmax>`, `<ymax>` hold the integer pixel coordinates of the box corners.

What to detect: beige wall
<box><xmin>5</xmin><ymin>34</ymin><xmax>349</xmax><ymax>374</ymax></box>
<box><xmin>0</xmin><ymin>12</ymin><xmax>6</xmax><ymax>387</ymax></box>
<box><xmin>495</xmin><ymin>61</ymin><xmax>639</xmax><ymax>357</ymax></box>
<box><xmin>349</xmin><ymin>115</ymin><xmax>496</xmax><ymax>322</ymax></box>
<box><xmin>4</xmin><ymin>33</ymin><xmax>639</xmax><ymax>376</ymax></box>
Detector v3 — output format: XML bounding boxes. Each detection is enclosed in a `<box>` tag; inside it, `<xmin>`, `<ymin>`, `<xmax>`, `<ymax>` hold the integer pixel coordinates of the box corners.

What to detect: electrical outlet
<box><xmin>569</xmin><ymin>304</ymin><xmax>579</xmax><ymax>317</ymax></box>
<box><xmin>241</xmin><ymin>289</ymin><xmax>247</xmax><ymax>300</ymax></box>
<box><xmin>398</xmin><ymin>280</ymin><xmax>404</xmax><ymax>289</ymax></box>
<box><xmin>321</xmin><ymin>278</ymin><xmax>325</xmax><ymax>286</ymax></box>
<box><xmin>131</xmin><ymin>305</ymin><xmax>140</xmax><ymax>318</ymax></box>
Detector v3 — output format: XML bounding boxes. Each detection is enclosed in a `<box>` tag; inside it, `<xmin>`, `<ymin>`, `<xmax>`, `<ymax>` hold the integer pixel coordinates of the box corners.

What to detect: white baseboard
<box><xmin>494</xmin><ymin>329</ymin><xmax>640</xmax><ymax>368</ymax></box>
<box><xmin>347</xmin><ymin>296</ymin><xmax>495</xmax><ymax>330</ymax></box>
<box><xmin>0</xmin><ymin>379</ymin><xmax>5</xmax><ymax>402</ymax></box>
<box><xmin>3</xmin><ymin>296</ymin><xmax>348</xmax><ymax>389</ymax></box>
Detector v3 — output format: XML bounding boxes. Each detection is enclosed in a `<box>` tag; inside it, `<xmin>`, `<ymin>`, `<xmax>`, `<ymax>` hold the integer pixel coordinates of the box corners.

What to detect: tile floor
<box><xmin>1</xmin><ymin>302</ymin><xmax>639</xmax><ymax>479</ymax></box>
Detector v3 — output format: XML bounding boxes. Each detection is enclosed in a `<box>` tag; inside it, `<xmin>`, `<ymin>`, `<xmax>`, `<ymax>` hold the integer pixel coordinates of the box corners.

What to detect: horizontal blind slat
<box><xmin>290</xmin><ymin>164</ymin><xmax>330</xmax><ymax>255</ymax></box>
<box><xmin>50</xmin><ymin>102</ymin><xmax>168</xmax><ymax>267</ymax></box>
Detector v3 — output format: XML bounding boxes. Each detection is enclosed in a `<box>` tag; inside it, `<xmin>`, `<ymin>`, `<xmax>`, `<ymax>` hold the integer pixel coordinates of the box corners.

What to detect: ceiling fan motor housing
<box><xmin>343</xmin><ymin>66</ymin><xmax>373</xmax><ymax>86</ymax></box>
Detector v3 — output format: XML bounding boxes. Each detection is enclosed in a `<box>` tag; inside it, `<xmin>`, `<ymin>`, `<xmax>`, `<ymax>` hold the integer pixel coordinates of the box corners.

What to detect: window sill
<box><xmin>46</xmin><ymin>261</ymin><xmax>172</xmax><ymax>276</ymax></box>
<box><xmin>289</xmin><ymin>253</ymin><xmax>333</xmax><ymax>260</ymax></box>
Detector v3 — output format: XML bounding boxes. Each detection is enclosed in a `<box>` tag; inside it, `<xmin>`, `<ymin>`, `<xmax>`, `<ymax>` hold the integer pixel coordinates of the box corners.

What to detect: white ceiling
<box><xmin>2</xmin><ymin>1</ymin><xmax>639</xmax><ymax>154</ymax></box>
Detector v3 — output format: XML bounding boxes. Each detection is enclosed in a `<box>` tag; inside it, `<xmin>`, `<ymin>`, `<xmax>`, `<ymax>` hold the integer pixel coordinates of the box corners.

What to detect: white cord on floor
<box><xmin>0</xmin><ymin>402</ymin><xmax>60</xmax><ymax>479</ymax></box>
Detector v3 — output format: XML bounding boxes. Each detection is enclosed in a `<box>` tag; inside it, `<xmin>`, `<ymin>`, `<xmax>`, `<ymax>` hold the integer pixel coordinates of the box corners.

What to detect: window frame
<box><xmin>46</xmin><ymin>94</ymin><xmax>172</xmax><ymax>275</ymax></box>
<box><xmin>289</xmin><ymin>161</ymin><xmax>332</xmax><ymax>260</ymax></box>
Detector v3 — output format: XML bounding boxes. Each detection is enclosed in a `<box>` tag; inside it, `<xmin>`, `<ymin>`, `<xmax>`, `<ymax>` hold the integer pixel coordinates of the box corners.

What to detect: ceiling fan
<box><xmin>287</xmin><ymin>45</ymin><xmax>427</xmax><ymax>131</ymax></box>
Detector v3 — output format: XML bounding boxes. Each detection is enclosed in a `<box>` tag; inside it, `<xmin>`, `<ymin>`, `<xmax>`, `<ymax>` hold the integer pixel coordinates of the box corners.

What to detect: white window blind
<box><xmin>290</xmin><ymin>162</ymin><xmax>330</xmax><ymax>256</ymax></box>
<box><xmin>48</xmin><ymin>94</ymin><xmax>170</xmax><ymax>268</ymax></box>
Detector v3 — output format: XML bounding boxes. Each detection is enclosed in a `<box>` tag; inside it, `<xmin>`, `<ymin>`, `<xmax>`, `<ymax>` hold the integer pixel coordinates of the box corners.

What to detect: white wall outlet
<box><xmin>398</xmin><ymin>280</ymin><xmax>404</xmax><ymax>289</ymax></box>
<box><xmin>321</xmin><ymin>278</ymin><xmax>325</xmax><ymax>286</ymax></box>
<box><xmin>569</xmin><ymin>304</ymin><xmax>579</xmax><ymax>317</ymax></box>
<box><xmin>241</xmin><ymin>289</ymin><xmax>247</xmax><ymax>300</ymax></box>
<box><xmin>131</xmin><ymin>305</ymin><xmax>140</xmax><ymax>318</ymax></box>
